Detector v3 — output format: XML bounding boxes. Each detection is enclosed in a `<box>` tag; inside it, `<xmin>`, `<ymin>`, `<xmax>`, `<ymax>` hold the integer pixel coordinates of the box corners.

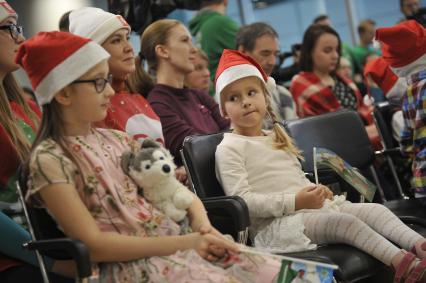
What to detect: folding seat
<box><xmin>285</xmin><ymin>110</ymin><xmax>426</xmax><ymax>234</ymax></box>
<box><xmin>181</xmin><ymin>133</ymin><xmax>392</xmax><ymax>283</ymax></box>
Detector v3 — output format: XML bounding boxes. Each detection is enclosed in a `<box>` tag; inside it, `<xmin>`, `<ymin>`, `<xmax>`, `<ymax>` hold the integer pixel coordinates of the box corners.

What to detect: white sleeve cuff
<box><xmin>282</xmin><ymin>193</ymin><xmax>296</xmax><ymax>215</ymax></box>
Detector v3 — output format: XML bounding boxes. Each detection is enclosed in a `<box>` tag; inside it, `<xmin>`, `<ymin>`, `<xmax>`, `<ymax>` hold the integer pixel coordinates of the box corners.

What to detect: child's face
<box><xmin>312</xmin><ymin>33</ymin><xmax>339</xmax><ymax>74</ymax></box>
<box><xmin>63</xmin><ymin>60</ymin><xmax>115</xmax><ymax>123</ymax></box>
<box><xmin>0</xmin><ymin>16</ymin><xmax>24</xmax><ymax>75</ymax></box>
<box><xmin>222</xmin><ymin>76</ymin><xmax>267</xmax><ymax>136</ymax></box>
<box><xmin>102</xmin><ymin>28</ymin><xmax>135</xmax><ymax>79</ymax></box>
<box><xmin>184</xmin><ymin>52</ymin><xmax>210</xmax><ymax>91</ymax></box>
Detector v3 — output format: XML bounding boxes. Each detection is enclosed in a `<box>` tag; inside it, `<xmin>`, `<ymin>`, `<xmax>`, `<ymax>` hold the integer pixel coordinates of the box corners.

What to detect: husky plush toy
<box><xmin>121</xmin><ymin>139</ymin><xmax>193</xmax><ymax>222</ymax></box>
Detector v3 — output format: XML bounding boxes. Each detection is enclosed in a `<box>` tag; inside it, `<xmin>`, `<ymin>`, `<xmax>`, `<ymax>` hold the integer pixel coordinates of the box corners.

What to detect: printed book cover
<box><xmin>313</xmin><ymin>147</ymin><xmax>377</xmax><ymax>202</ymax></box>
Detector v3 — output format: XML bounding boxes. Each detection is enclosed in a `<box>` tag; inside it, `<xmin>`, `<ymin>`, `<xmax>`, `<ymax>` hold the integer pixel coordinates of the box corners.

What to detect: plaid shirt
<box><xmin>290</xmin><ymin>72</ymin><xmax>373</xmax><ymax>125</ymax></box>
<box><xmin>401</xmin><ymin>70</ymin><xmax>426</xmax><ymax>198</ymax></box>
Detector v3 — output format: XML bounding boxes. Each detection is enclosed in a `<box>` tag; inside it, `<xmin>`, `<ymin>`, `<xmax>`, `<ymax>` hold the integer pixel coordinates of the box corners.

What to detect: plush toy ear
<box><xmin>141</xmin><ymin>138</ymin><xmax>160</xmax><ymax>149</ymax></box>
<box><xmin>121</xmin><ymin>151</ymin><xmax>135</xmax><ymax>174</ymax></box>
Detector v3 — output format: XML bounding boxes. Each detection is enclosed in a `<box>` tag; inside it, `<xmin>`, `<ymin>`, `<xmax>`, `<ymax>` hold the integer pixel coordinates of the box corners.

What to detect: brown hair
<box><xmin>195</xmin><ymin>47</ymin><xmax>208</xmax><ymax>63</ymax></box>
<box><xmin>0</xmin><ymin>74</ymin><xmax>39</xmax><ymax>162</ymax></box>
<box><xmin>357</xmin><ymin>19</ymin><xmax>376</xmax><ymax>36</ymax></box>
<box><xmin>128</xmin><ymin>19</ymin><xmax>181</xmax><ymax>96</ymax></box>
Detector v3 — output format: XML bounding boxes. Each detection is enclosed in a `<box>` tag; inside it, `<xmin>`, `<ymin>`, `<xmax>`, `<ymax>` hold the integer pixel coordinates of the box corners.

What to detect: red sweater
<box><xmin>290</xmin><ymin>72</ymin><xmax>373</xmax><ymax>125</ymax></box>
<box><xmin>0</xmin><ymin>100</ymin><xmax>40</xmax><ymax>187</ymax></box>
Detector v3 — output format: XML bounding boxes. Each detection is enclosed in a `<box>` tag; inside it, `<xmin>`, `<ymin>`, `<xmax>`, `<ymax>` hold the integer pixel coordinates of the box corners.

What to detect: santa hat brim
<box><xmin>35</xmin><ymin>41</ymin><xmax>110</xmax><ymax>105</ymax></box>
<box><xmin>215</xmin><ymin>64</ymin><xmax>265</xmax><ymax>97</ymax></box>
<box><xmin>390</xmin><ymin>53</ymin><xmax>426</xmax><ymax>78</ymax></box>
<box><xmin>386</xmin><ymin>77</ymin><xmax>407</xmax><ymax>102</ymax></box>
<box><xmin>86</xmin><ymin>15</ymin><xmax>130</xmax><ymax>44</ymax></box>
<box><xmin>0</xmin><ymin>1</ymin><xmax>17</xmax><ymax>23</ymax></box>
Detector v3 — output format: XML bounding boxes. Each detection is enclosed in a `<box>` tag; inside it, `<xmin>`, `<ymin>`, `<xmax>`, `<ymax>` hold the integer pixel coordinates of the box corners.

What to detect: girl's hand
<box><xmin>175</xmin><ymin>166</ymin><xmax>187</xmax><ymax>183</ymax></box>
<box><xmin>295</xmin><ymin>185</ymin><xmax>326</xmax><ymax>210</ymax></box>
<box><xmin>319</xmin><ymin>185</ymin><xmax>334</xmax><ymax>200</ymax></box>
<box><xmin>187</xmin><ymin>232</ymin><xmax>239</xmax><ymax>261</ymax></box>
<box><xmin>195</xmin><ymin>223</ymin><xmax>233</xmax><ymax>260</ymax></box>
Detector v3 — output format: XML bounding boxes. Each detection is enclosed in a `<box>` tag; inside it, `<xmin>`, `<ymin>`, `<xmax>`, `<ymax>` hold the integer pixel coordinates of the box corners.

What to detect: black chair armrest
<box><xmin>23</xmin><ymin>238</ymin><xmax>91</xmax><ymax>278</ymax></box>
<box><xmin>201</xmin><ymin>196</ymin><xmax>250</xmax><ymax>235</ymax></box>
<box><xmin>375</xmin><ymin>147</ymin><xmax>402</xmax><ymax>156</ymax></box>
<box><xmin>398</xmin><ymin>216</ymin><xmax>426</xmax><ymax>227</ymax></box>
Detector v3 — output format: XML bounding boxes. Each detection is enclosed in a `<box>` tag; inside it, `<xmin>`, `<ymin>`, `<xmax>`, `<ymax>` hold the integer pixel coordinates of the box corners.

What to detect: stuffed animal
<box><xmin>121</xmin><ymin>139</ymin><xmax>193</xmax><ymax>222</ymax></box>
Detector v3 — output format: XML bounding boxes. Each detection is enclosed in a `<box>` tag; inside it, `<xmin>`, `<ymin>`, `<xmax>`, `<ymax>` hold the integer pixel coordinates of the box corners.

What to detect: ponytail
<box><xmin>127</xmin><ymin>54</ymin><xmax>155</xmax><ymax>97</ymax></box>
<box><xmin>264</xmin><ymin>93</ymin><xmax>302</xmax><ymax>159</ymax></box>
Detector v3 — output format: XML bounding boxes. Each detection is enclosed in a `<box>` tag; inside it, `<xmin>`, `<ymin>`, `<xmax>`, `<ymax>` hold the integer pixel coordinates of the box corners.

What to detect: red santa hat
<box><xmin>364</xmin><ymin>57</ymin><xmax>407</xmax><ymax>102</ymax></box>
<box><xmin>215</xmin><ymin>49</ymin><xmax>276</xmax><ymax>113</ymax></box>
<box><xmin>375</xmin><ymin>20</ymin><xmax>426</xmax><ymax>77</ymax></box>
<box><xmin>0</xmin><ymin>1</ymin><xmax>16</xmax><ymax>23</ymax></box>
<box><xmin>69</xmin><ymin>7</ymin><xmax>130</xmax><ymax>44</ymax></box>
<box><xmin>15</xmin><ymin>31</ymin><xmax>110</xmax><ymax>105</ymax></box>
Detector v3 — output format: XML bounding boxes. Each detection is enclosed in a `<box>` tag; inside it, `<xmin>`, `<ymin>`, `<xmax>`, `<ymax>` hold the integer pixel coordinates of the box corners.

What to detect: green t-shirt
<box><xmin>350</xmin><ymin>45</ymin><xmax>381</xmax><ymax>74</ymax></box>
<box><xmin>189</xmin><ymin>10</ymin><xmax>239</xmax><ymax>91</ymax></box>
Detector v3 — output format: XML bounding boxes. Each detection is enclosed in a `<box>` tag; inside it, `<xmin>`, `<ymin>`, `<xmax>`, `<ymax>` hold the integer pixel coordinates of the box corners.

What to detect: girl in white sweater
<box><xmin>214</xmin><ymin>49</ymin><xmax>426</xmax><ymax>282</ymax></box>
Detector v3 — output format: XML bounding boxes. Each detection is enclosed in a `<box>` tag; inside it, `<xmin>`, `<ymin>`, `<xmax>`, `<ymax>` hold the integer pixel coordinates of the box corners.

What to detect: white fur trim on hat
<box><xmin>391</xmin><ymin>53</ymin><xmax>426</xmax><ymax>78</ymax></box>
<box><xmin>35</xmin><ymin>41</ymin><xmax>110</xmax><ymax>105</ymax></box>
<box><xmin>69</xmin><ymin>7</ymin><xmax>130</xmax><ymax>44</ymax></box>
<box><xmin>0</xmin><ymin>1</ymin><xmax>17</xmax><ymax>23</ymax></box>
<box><xmin>216</xmin><ymin>64</ymin><xmax>265</xmax><ymax>97</ymax></box>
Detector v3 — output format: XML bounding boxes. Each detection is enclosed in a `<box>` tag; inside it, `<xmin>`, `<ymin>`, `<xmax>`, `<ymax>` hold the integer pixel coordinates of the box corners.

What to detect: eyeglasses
<box><xmin>71</xmin><ymin>74</ymin><xmax>113</xmax><ymax>93</ymax></box>
<box><xmin>0</xmin><ymin>24</ymin><xmax>23</xmax><ymax>41</ymax></box>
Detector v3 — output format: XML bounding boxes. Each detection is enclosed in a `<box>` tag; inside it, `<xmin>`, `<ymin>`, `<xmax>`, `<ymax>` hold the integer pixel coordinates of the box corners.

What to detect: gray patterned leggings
<box><xmin>302</xmin><ymin>202</ymin><xmax>423</xmax><ymax>266</ymax></box>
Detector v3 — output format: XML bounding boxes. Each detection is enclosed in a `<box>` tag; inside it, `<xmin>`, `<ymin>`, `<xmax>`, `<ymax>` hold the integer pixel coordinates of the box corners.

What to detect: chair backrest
<box><xmin>373</xmin><ymin>101</ymin><xmax>398</xmax><ymax>149</ymax></box>
<box><xmin>181</xmin><ymin>133</ymin><xmax>225</xmax><ymax>199</ymax></box>
<box><xmin>286</xmin><ymin>110</ymin><xmax>375</xmax><ymax>172</ymax></box>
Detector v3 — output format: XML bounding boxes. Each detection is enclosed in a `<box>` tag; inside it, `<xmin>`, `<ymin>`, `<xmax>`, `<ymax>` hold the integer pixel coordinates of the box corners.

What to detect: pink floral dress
<box><xmin>27</xmin><ymin>128</ymin><xmax>280</xmax><ymax>283</ymax></box>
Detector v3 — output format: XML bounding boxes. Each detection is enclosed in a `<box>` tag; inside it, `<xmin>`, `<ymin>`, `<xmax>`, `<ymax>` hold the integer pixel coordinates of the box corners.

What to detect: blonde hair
<box><xmin>128</xmin><ymin>19</ymin><xmax>181</xmax><ymax>96</ymax></box>
<box><xmin>0</xmin><ymin>74</ymin><xmax>39</xmax><ymax>162</ymax></box>
<box><xmin>264</xmin><ymin>90</ymin><xmax>302</xmax><ymax>159</ymax></box>
<box><xmin>195</xmin><ymin>47</ymin><xmax>208</xmax><ymax>62</ymax></box>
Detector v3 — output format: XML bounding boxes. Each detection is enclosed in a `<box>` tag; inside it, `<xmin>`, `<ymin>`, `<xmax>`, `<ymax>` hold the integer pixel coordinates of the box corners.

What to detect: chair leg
<box><xmin>17</xmin><ymin>182</ymin><xmax>51</xmax><ymax>283</ymax></box>
<box><xmin>369</xmin><ymin>165</ymin><xmax>387</xmax><ymax>202</ymax></box>
<box><xmin>385</xmin><ymin>155</ymin><xmax>409</xmax><ymax>199</ymax></box>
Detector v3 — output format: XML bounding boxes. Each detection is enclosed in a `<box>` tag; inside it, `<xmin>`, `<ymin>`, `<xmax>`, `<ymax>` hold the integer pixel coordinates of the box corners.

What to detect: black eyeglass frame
<box><xmin>71</xmin><ymin>74</ymin><xmax>113</xmax><ymax>93</ymax></box>
<box><xmin>0</xmin><ymin>24</ymin><xmax>23</xmax><ymax>40</ymax></box>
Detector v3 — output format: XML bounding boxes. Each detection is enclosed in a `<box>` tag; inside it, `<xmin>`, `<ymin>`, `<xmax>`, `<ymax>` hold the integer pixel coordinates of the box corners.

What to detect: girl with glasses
<box><xmin>68</xmin><ymin>8</ymin><xmax>190</xmax><ymax>183</ymax></box>
<box><xmin>0</xmin><ymin>1</ymin><xmax>72</xmax><ymax>282</ymax></box>
<box><xmin>20</xmin><ymin>31</ymin><xmax>282</xmax><ymax>283</ymax></box>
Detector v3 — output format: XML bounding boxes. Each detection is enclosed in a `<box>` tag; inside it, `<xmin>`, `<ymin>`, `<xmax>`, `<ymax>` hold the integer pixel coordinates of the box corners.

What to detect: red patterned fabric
<box><xmin>290</xmin><ymin>72</ymin><xmax>373</xmax><ymax>125</ymax></box>
<box><xmin>0</xmin><ymin>100</ymin><xmax>40</xmax><ymax>186</ymax></box>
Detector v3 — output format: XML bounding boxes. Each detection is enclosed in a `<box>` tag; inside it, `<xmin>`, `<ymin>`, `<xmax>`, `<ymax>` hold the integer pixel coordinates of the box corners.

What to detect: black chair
<box><xmin>16</xmin><ymin>166</ymin><xmax>250</xmax><ymax>283</ymax></box>
<box><xmin>181</xmin><ymin>133</ymin><xmax>391</xmax><ymax>283</ymax></box>
<box><xmin>373</xmin><ymin>101</ymin><xmax>411</xmax><ymax>199</ymax></box>
<box><xmin>15</xmin><ymin>169</ymin><xmax>92</xmax><ymax>283</ymax></box>
<box><xmin>180</xmin><ymin>134</ymin><xmax>250</xmax><ymax>243</ymax></box>
<box><xmin>285</xmin><ymin>110</ymin><xmax>426</xmax><ymax>233</ymax></box>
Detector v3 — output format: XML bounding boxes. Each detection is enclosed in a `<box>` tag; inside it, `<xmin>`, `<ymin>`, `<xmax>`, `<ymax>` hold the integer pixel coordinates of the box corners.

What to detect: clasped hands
<box><xmin>295</xmin><ymin>184</ymin><xmax>333</xmax><ymax>210</ymax></box>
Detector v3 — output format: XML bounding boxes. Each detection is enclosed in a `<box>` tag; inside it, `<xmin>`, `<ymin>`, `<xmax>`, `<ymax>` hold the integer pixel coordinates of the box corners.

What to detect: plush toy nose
<box><xmin>162</xmin><ymin>164</ymin><xmax>171</xmax><ymax>173</ymax></box>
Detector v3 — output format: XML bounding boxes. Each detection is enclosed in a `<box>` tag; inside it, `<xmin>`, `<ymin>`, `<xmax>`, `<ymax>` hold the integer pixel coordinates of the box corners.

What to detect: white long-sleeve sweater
<box><xmin>215</xmin><ymin>132</ymin><xmax>314</xmax><ymax>234</ymax></box>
